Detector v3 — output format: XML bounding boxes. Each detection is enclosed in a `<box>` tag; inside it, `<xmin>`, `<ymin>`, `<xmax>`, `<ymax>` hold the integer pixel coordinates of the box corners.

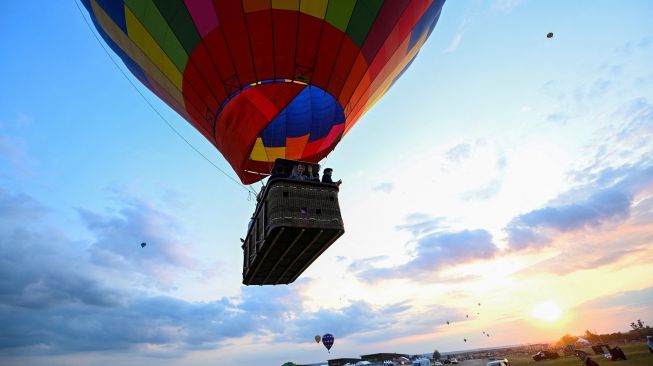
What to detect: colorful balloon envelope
<box><xmin>82</xmin><ymin>0</ymin><xmax>446</xmax><ymax>183</ymax></box>
<box><xmin>322</xmin><ymin>333</ymin><xmax>334</xmax><ymax>352</ymax></box>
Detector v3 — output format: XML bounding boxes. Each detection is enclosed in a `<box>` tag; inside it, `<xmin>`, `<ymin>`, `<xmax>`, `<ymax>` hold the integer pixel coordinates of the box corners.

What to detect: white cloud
<box><xmin>445</xmin><ymin>33</ymin><xmax>463</xmax><ymax>53</ymax></box>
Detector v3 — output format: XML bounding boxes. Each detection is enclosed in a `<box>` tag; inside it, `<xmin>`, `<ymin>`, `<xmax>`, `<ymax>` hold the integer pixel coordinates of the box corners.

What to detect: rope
<box><xmin>74</xmin><ymin>0</ymin><xmax>257</xmax><ymax>196</ymax></box>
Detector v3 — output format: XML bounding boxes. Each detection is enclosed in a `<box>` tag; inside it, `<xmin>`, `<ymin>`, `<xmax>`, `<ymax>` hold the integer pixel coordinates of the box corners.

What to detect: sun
<box><xmin>530</xmin><ymin>301</ymin><xmax>563</xmax><ymax>322</ymax></box>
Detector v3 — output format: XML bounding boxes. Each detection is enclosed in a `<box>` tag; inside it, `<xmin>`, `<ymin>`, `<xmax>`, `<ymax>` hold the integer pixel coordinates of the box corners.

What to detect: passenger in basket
<box><xmin>290</xmin><ymin>164</ymin><xmax>311</xmax><ymax>181</ymax></box>
<box><xmin>309</xmin><ymin>165</ymin><xmax>321</xmax><ymax>182</ymax></box>
<box><xmin>321</xmin><ymin>168</ymin><xmax>342</xmax><ymax>186</ymax></box>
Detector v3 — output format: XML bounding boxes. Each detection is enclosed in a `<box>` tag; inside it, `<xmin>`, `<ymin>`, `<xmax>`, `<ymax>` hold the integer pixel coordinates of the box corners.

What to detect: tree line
<box><xmin>555</xmin><ymin>319</ymin><xmax>652</xmax><ymax>348</ymax></box>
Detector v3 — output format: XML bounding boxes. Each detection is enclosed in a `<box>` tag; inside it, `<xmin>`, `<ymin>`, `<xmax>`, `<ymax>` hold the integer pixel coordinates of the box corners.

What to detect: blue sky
<box><xmin>1</xmin><ymin>1</ymin><xmax>653</xmax><ymax>365</ymax></box>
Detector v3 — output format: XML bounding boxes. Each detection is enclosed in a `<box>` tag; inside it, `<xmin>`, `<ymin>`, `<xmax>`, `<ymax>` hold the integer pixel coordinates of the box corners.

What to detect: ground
<box><xmin>504</xmin><ymin>343</ymin><xmax>653</xmax><ymax>366</ymax></box>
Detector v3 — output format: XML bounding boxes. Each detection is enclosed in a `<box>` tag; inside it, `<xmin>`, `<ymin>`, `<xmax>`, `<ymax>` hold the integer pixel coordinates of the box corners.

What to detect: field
<box><xmin>508</xmin><ymin>343</ymin><xmax>653</xmax><ymax>366</ymax></box>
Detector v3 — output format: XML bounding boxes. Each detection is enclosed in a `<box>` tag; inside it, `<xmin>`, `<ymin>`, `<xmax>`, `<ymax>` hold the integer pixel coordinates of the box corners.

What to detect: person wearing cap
<box><xmin>321</xmin><ymin>168</ymin><xmax>342</xmax><ymax>186</ymax></box>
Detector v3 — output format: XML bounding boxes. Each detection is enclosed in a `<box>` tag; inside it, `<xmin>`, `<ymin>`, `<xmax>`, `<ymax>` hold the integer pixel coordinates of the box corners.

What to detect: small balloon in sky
<box><xmin>322</xmin><ymin>333</ymin><xmax>334</xmax><ymax>353</ymax></box>
<box><xmin>314</xmin><ymin>335</ymin><xmax>321</xmax><ymax>344</ymax></box>
<box><xmin>446</xmin><ymin>321</ymin><xmax>450</xmax><ymax>325</ymax></box>
<box><xmin>547</xmin><ymin>32</ymin><xmax>554</xmax><ymax>38</ymax></box>
<box><xmin>464</xmin><ymin>338</ymin><xmax>467</xmax><ymax>342</ymax></box>
<box><xmin>141</xmin><ymin>242</ymin><xmax>146</xmax><ymax>248</ymax></box>
<box><xmin>466</xmin><ymin>314</ymin><xmax>469</xmax><ymax>318</ymax></box>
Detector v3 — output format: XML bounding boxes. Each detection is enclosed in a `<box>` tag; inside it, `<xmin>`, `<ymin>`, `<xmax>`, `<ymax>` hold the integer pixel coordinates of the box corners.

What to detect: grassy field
<box><xmin>509</xmin><ymin>343</ymin><xmax>653</xmax><ymax>366</ymax></box>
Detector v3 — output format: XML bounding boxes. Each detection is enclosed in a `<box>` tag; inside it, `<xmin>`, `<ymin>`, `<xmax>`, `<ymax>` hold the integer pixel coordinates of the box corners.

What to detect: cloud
<box><xmin>372</xmin><ymin>182</ymin><xmax>394</xmax><ymax>193</ymax></box>
<box><xmin>505</xmin><ymin>188</ymin><xmax>632</xmax><ymax>250</ymax></box>
<box><xmin>445</xmin><ymin>33</ymin><xmax>462</xmax><ymax>53</ymax></box>
<box><xmin>287</xmin><ymin>300</ymin><xmax>407</xmax><ymax>342</ymax></box>
<box><xmin>491</xmin><ymin>0</ymin><xmax>525</xmax><ymax>12</ymax></box>
<box><xmin>578</xmin><ymin>286</ymin><xmax>653</xmax><ymax>311</ymax></box>
<box><xmin>506</xmin><ymin>98</ymin><xmax>653</xmax><ymax>251</ymax></box>
<box><xmin>546</xmin><ymin>112</ymin><xmax>571</xmax><ymax>124</ymax></box>
<box><xmin>0</xmin><ymin>190</ymin><xmax>413</xmax><ymax>356</ymax></box>
<box><xmin>395</xmin><ymin>213</ymin><xmax>447</xmax><ymax>236</ymax></box>
<box><xmin>78</xmin><ymin>200</ymin><xmax>196</xmax><ymax>287</ymax></box>
<box><xmin>461</xmin><ymin>179</ymin><xmax>501</xmax><ymax>201</ymax></box>
<box><xmin>0</xmin><ymin>136</ymin><xmax>29</xmax><ymax>175</ymax></box>
<box><xmin>356</xmin><ymin>229</ymin><xmax>498</xmax><ymax>282</ymax></box>
<box><xmin>445</xmin><ymin>143</ymin><xmax>471</xmax><ymax>163</ymax></box>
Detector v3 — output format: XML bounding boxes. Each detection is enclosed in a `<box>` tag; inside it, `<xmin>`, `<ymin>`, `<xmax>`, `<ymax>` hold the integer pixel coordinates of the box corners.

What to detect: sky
<box><xmin>1</xmin><ymin>0</ymin><xmax>652</xmax><ymax>365</ymax></box>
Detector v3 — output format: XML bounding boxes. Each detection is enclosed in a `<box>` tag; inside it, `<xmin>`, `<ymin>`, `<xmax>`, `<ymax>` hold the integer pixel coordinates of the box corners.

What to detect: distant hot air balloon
<box><xmin>483</xmin><ymin>331</ymin><xmax>485</xmax><ymax>334</ymax></box>
<box><xmin>464</xmin><ymin>338</ymin><xmax>467</xmax><ymax>342</ymax></box>
<box><xmin>466</xmin><ymin>314</ymin><xmax>469</xmax><ymax>318</ymax></box>
<box><xmin>141</xmin><ymin>242</ymin><xmax>146</xmax><ymax>248</ymax></box>
<box><xmin>547</xmin><ymin>32</ymin><xmax>554</xmax><ymax>38</ymax></box>
<box><xmin>487</xmin><ymin>333</ymin><xmax>490</xmax><ymax>337</ymax></box>
<box><xmin>81</xmin><ymin>1</ymin><xmax>447</xmax><ymax>184</ymax></box>
<box><xmin>314</xmin><ymin>335</ymin><xmax>321</xmax><ymax>344</ymax></box>
<box><xmin>478</xmin><ymin>303</ymin><xmax>481</xmax><ymax>306</ymax></box>
<box><xmin>446</xmin><ymin>321</ymin><xmax>450</xmax><ymax>325</ymax></box>
<box><xmin>322</xmin><ymin>333</ymin><xmax>334</xmax><ymax>352</ymax></box>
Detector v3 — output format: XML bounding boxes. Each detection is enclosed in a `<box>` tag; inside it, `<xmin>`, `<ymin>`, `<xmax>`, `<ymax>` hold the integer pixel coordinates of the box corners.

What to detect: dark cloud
<box><xmin>372</xmin><ymin>182</ymin><xmax>394</xmax><ymax>193</ymax></box>
<box><xmin>506</xmin><ymin>188</ymin><xmax>632</xmax><ymax>250</ymax></box>
<box><xmin>0</xmin><ymin>188</ymin><xmax>46</xmax><ymax>226</ymax></box>
<box><xmin>355</xmin><ymin>229</ymin><xmax>498</xmax><ymax>283</ymax></box>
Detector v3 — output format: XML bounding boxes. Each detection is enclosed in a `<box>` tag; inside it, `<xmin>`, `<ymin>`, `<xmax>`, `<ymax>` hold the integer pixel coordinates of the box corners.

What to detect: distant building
<box><xmin>361</xmin><ymin>353</ymin><xmax>410</xmax><ymax>363</ymax></box>
<box><xmin>328</xmin><ymin>358</ymin><xmax>361</xmax><ymax>366</ymax></box>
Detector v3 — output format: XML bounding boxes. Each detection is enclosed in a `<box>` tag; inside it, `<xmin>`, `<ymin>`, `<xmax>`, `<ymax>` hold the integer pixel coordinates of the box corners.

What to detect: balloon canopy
<box><xmin>82</xmin><ymin>0</ymin><xmax>446</xmax><ymax>184</ymax></box>
<box><xmin>322</xmin><ymin>333</ymin><xmax>334</xmax><ymax>351</ymax></box>
<box><xmin>314</xmin><ymin>335</ymin><xmax>321</xmax><ymax>344</ymax></box>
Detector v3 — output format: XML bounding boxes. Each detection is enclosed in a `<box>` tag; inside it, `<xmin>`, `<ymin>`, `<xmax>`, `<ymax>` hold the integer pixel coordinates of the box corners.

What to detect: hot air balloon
<box><xmin>464</xmin><ymin>338</ymin><xmax>467</xmax><ymax>343</ymax></box>
<box><xmin>314</xmin><ymin>335</ymin><xmax>321</xmax><ymax>344</ymax></box>
<box><xmin>322</xmin><ymin>333</ymin><xmax>334</xmax><ymax>352</ymax></box>
<box><xmin>446</xmin><ymin>321</ymin><xmax>450</xmax><ymax>325</ymax></box>
<box><xmin>82</xmin><ymin>0</ymin><xmax>446</xmax><ymax>285</ymax></box>
<box><xmin>141</xmin><ymin>242</ymin><xmax>146</xmax><ymax>248</ymax></box>
<box><xmin>547</xmin><ymin>32</ymin><xmax>554</xmax><ymax>38</ymax></box>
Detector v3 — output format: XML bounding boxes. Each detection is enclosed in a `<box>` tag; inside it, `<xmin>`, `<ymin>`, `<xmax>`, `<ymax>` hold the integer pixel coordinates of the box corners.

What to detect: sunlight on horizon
<box><xmin>531</xmin><ymin>301</ymin><xmax>563</xmax><ymax>323</ymax></box>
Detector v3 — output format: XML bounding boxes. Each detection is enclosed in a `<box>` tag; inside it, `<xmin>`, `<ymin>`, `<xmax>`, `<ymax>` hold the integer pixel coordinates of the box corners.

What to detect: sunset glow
<box><xmin>531</xmin><ymin>302</ymin><xmax>563</xmax><ymax>323</ymax></box>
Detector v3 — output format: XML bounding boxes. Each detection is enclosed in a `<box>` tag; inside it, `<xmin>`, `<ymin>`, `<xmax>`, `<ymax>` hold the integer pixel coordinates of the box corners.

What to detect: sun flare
<box><xmin>530</xmin><ymin>302</ymin><xmax>563</xmax><ymax>322</ymax></box>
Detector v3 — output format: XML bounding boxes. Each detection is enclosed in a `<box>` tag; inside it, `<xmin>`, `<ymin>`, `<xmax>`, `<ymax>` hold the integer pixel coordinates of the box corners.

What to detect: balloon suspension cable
<box><xmin>74</xmin><ymin>0</ymin><xmax>257</xmax><ymax>197</ymax></box>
